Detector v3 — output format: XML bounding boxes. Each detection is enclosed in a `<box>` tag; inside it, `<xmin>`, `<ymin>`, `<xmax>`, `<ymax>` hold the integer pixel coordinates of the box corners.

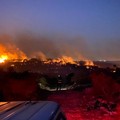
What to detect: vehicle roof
<box><xmin>0</xmin><ymin>101</ymin><xmax>59</xmax><ymax>120</ymax></box>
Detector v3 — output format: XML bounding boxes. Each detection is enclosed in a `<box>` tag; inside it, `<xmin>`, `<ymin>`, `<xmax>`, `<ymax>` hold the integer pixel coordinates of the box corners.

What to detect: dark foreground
<box><xmin>48</xmin><ymin>89</ymin><xmax>120</xmax><ymax>120</ymax></box>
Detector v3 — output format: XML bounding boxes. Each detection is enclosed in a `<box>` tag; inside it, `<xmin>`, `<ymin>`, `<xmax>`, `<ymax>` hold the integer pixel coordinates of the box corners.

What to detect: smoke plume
<box><xmin>1</xmin><ymin>33</ymin><xmax>119</xmax><ymax>61</ymax></box>
<box><xmin>15</xmin><ymin>33</ymin><xmax>90</xmax><ymax>60</ymax></box>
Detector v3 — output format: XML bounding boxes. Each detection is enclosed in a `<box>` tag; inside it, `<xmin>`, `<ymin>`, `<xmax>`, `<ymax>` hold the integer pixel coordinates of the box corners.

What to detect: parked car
<box><xmin>0</xmin><ymin>101</ymin><xmax>66</xmax><ymax>120</ymax></box>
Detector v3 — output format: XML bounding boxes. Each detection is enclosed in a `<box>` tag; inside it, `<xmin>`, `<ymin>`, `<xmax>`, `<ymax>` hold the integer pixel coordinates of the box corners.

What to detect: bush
<box><xmin>91</xmin><ymin>70</ymin><xmax>119</xmax><ymax>102</ymax></box>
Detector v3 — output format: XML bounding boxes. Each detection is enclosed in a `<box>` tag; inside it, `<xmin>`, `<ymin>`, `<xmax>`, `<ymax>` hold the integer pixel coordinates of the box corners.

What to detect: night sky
<box><xmin>0</xmin><ymin>0</ymin><xmax>120</xmax><ymax>60</ymax></box>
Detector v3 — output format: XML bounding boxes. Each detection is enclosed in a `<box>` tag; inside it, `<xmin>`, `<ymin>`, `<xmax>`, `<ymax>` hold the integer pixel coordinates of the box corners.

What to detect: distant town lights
<box><xmin>99</xmin><ymin>60</ymin><xmax>106</xmax><ymax>62</ymax></box>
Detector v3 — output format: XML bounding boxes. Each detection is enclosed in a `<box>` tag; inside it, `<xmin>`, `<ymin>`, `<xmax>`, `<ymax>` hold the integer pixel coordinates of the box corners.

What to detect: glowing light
<box><xmin>113</xmin><ymin>70</ymin><xmax>116</xmax><ymax>73</ymax></box>
<box><xmin>86</xmin><ymin>66</ymin><xmax>90</xmax><ymax>69</ymax></box>
<box><xmin>0</xmin><ymin>44</ymin><xmax>27</xmax><ymax>62</ymax></box>
<box><xmin>44</xmin><ymin>56</ymin><xmax>78</xmax><ymax>65</ymax></box>
<box><xmin>11</xmin><ymin>64</ymin><xmax>15</xmax><ymax>67</ymax></box>
<box><xmin>84</xmin><ymin>60</ymin><xmax>94</xmax><ymax>66</ymax></box>
<box><xmin>0</xmin><ymin>55</ymin><xmax>8</xmax><ymax>63</ymax></box>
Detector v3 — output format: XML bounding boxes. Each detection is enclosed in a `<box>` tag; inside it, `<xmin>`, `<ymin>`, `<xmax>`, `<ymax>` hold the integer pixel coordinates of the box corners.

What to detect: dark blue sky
<box><xmin>0</xmin><ymin>0</ymin><xmax>120</xmax><ymax>60</ymax></box>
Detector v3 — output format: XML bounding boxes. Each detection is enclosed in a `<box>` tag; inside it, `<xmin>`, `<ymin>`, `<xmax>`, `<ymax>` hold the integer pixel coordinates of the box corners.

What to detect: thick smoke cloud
<box><xmin>92</xmin><ymin>39</ymin><xmax>120</xmax><ymax>60</ymax></box>
<box><xmin>15</xmin><ymin>34</ymin><xmax>60</xmax><ymax>60</ymax></box>
<box><xmin>0</xmin><ymin>33</ymin><xmax>120</xmax><ymax>60</ymax></box>
<box><xmin>0</xmin><ymin>34</ymin><xmax>14</xmax><ymax>45</ymax></box>
<box><xmin>15</xmin><ymin>33</ymin><xmax>91</xmax><ymax>60</ymax></box>
<box><xmin>0</xmin><ymin>34</ymin><xmax>27</xmax><ymax>59</ymax></box>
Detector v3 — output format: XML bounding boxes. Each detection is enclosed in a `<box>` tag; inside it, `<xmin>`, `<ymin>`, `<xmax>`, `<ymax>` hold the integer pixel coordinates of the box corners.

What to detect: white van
<box><xmin>0</xmin><ymin>101</ymin><xmax>66</xmax><ymax>120</ymax></box>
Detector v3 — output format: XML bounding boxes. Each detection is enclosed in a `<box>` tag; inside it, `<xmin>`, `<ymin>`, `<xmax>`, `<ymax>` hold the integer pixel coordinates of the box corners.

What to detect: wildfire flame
<box><xmin>0</xmin><ymin>42</ymin><xmax>94</xmax><ymax>66</ymax></box>
<box><xmin>52</xmin><ymin>56</ymin><xmax>76</xmax><ymax>65</ymax></box>
<box><xmin>44</xmin><ymin>55</ymin><xmax>94</xmax><ymax>66</ymax></box>
<box><xmin>44</xmin><ymin>56</ymin><xmax>77</xmax><ymax>65</ymax></box>
<box><xmin>0</xmin><ymin>44</ymin><xmax>27</xmax><ymax>63</ymax></box>
<box><xmin>84</xmin><ymin>60</ymin><xmax>94</xmax><ymax>66</ymax></box>
<box><xmin>0</xmin><ymin>55</ymin><xmax>8</xmax><ymax>63</ymax></box>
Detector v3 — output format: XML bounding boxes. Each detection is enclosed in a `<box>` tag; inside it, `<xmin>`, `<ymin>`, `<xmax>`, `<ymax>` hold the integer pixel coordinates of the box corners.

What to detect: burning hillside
<box><xmin>84</xmin><ymin>60</ymin><xmax>94</xmax><ymax>66</ymax></box>
<box><xmin>44</xmin><ymin>56</ymin><xmax>77</xmax><ymax>65</ymax></box>
<box><xmin>0</xmin><ymin>44</ymin><xmax>27</xmax><ymax>63</ymax></box>
<box><xmin>35</xmin><ymin>55</ymin><xmax>94</xmax><ymax>66</ymax></box>
<box><xmin>0</xmin><ymin>34</ymin><xmax>94</xmax><ymax>66</ymax></box>
<box><xmin>0</xmin><ymin>42</ymin><xmax>94</xmax><ymax>66</ymax></box>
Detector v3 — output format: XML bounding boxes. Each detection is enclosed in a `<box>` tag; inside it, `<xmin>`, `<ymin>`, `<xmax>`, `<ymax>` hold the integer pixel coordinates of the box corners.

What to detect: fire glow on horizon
<box><xmin>0</xmin><ymin>42</ymin><xmax>94</xmax><ymax>66</ymax></box>
<box><xmin>0</xmin><ymin>44</ymin><xmax>27</xmax><ymax>63</ymax></box>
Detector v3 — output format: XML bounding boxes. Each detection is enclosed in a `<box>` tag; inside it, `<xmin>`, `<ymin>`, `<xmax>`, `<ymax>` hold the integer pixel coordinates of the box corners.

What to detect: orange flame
<box><xmin>44</xmin><ymin>55</ymin><xmax>94</xmax><ymax>66</ymax></box>
<box><xmin>84</xmin><ymin>60</ymin><xmax>94</xmax><ymax>66</ymax></box>
<box><xmin>0</xmin><ymin>55</ymin><xmax>8</xmax><ymax>63</ymax></box>
<box><xmin>52</xmin><ymin>56</ymin><xmax>76</xmax><ymax>65</ymax></box>
<box><xmin>0</xmin><ymin>44</ymin><xmax>27</xmax><ymax>63</ymax></box>
<box><xmin>0</xmin><ymin>40</ymin><xmax>94</xmax><ymax>66</ymax></box>
<box><xmin>44</xmin><ymin>56</ymin><xmax>79</xmax><ymax>65</ymax></box>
